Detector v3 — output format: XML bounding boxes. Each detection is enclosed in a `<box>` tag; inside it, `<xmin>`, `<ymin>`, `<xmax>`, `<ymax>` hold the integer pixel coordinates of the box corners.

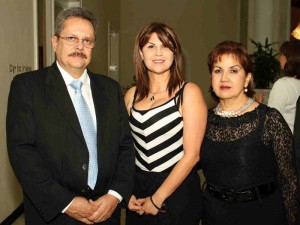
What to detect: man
<box><xmin>6</xmin><ymin>7</ymin><xmax>134</xmax><ymax>225</ymax></box>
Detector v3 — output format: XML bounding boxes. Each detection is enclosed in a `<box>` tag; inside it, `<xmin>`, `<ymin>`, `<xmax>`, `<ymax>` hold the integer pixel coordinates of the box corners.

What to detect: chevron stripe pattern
<box><xmin>129</xmin><ymin>99</ymin><xmax>184</xmax><ymax>172</ymax></box>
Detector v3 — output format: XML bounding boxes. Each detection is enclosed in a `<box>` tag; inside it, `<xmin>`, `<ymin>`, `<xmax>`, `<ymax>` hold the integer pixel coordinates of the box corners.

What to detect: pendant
<box><xmin>150</xmin><ymin>96</ymin><xmax>155</xmax><ymax>101</ymax></box>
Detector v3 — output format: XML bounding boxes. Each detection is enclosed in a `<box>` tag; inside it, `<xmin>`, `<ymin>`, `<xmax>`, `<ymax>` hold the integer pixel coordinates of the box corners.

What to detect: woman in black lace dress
<box><xmin>201</xmin><ymin>41</ymin><xmax>299</xmax><ymax>225</ymax></box>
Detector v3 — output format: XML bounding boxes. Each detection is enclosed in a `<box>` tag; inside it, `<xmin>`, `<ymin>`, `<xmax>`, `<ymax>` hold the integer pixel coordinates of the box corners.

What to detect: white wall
<box><xmin>0</xmin><ymin>0</ymin><xmax>38</xmax><ymax>221</ymax></box>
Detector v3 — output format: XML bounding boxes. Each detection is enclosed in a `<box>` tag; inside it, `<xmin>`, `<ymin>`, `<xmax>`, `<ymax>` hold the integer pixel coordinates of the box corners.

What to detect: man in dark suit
<box><xmin>6</xmin><ymin>7</ymin><xmax>135</xmax><ymax>225</ymax></box>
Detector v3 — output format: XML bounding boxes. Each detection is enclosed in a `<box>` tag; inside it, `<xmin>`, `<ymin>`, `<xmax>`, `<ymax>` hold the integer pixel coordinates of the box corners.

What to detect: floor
<box><xmin>12</xmin><ymin>210</ymin><xmax>126</xmax><ymax>225</ymax></box>
<box><xmin>11</xmin><ymin>209</ymin><xmax>203</xmax><ymax>225</ymax></box>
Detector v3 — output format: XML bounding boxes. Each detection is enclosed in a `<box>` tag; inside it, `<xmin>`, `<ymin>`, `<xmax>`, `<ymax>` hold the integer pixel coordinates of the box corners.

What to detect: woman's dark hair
<box><xmin>280</xmin><ymin>40</ymin><xmax>300</xmax><ymax>79</ymax></box>
<box><xmin>279</xmin><ymin>41</ymin><xmax>290</xmax><ymax>57</ymax></box>
<box><xmin>207</xmin><ymin>41</ymin><xmax>255</xmax><ymax>102</ymax></box>
<box><xmin>133</xmin><ymin>22</ymin><xmax>184</xmax><ymax>102</ymax></box>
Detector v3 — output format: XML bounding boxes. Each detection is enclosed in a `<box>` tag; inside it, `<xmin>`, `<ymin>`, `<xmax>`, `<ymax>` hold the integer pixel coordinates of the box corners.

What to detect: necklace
<box><xmin>150</xmin><ymin>88</ymin><xmax>166</xmax><ymax>101</ymax></box>
<box><xmin>214</xmin><ymin>98</ymin><xmax>254</xmax><ymax>117</ymax></box>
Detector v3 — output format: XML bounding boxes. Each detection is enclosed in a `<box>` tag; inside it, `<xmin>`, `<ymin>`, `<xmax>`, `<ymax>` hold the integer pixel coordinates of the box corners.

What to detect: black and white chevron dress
<box><xmin>129</xmin><ymin>92</ymin><xmax>184</xmax><ymax>172</ymax></box>
<box><xmin>126</xmin><ymin>83</ymin><xmax>202</xmax><ymax>225</ymax></box>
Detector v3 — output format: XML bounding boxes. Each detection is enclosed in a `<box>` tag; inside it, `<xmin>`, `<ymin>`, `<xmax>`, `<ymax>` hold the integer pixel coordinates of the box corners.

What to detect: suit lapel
<box><xmin>89</xmin><ymin>73</ymin><xmax>109</xmax><ymax>187</ymax></box>
<box><xmin>89</xmin><ymin>72</ymin><xmax>108</xmax><ymax>150</ymax></box>
<box><xmin>45</xmin><ymin>63</ymin><xmax>85</xmax><ymax>143</ymax></box>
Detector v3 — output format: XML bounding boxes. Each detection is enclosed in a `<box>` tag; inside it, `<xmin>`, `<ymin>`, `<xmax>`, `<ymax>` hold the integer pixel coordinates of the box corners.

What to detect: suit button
<box><xmin>82</xmin><ymin>164</ymin><xmax>87</xmax><ymax>170</ymax></box>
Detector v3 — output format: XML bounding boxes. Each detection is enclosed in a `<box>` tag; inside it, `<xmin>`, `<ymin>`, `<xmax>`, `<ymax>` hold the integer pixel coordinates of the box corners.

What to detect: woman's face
<box><xmin>211</xmin><ymin>54</ymin><xmax>251</xmax><ymax>100</ymax></box>
<box><xmin>139</xmin><ymin>32</ymin><xmax>174</xmax><ymax>76</ymax></box>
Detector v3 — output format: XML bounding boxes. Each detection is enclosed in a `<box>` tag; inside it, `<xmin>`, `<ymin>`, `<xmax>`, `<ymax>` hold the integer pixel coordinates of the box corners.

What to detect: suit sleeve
<box><xmin>6</xmin><ymin>75</ymin><xmax>75</xmax><ymax>222</ymax></box>
<box><xmin>108</xmin><ymin>85</ymin><xmax>135</xmax><ymax>204</ymax></box>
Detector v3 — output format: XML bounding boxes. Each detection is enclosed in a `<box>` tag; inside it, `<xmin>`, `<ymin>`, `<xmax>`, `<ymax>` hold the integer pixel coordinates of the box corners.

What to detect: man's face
<box><xmin>52</xmin><ymin>17</ymin><xmax>95</xmax><ymax>78</ymax></box>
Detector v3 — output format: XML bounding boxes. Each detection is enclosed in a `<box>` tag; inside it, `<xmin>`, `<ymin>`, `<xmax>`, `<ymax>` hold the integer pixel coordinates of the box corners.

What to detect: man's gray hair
<box><xmin>54</xmin><ymin>7</ymin><xmax>97</xmax><ymax>37</ymax></box>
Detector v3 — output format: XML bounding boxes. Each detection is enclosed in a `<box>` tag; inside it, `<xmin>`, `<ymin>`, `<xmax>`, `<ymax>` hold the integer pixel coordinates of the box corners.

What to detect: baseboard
<box><xmin>1</xmin><ymin>203</ymin><xmax>24</xmax><ymax>225</ymax></box>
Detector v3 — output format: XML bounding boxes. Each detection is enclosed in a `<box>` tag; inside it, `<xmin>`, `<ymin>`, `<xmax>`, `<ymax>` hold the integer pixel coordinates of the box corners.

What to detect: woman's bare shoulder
<box><xmin>124</xmin><ymin>86</ymin><xmax>137</xmax><ymax>110</ymax></box>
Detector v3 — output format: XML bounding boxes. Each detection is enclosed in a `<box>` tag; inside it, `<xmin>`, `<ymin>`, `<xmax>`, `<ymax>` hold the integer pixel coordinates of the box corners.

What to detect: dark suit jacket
<box><xmin>6</xmin><ymin>63</ymin><xmax>135</xmax><ymax>225</ymax></box>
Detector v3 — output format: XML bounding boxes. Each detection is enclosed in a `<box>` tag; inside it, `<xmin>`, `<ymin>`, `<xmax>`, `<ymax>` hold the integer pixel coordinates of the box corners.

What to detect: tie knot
<box><xmin>70</xmin><ymin>80</ymin><xmax>83</xmax><ymax>91</ymax></box>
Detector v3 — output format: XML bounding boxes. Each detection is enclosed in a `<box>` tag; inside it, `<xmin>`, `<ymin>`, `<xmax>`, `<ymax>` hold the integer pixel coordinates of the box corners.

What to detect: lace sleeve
<box><xmin>263</xmin><ymin>108</ymin><xmax>299</xmax><ymax>225</ymax></box>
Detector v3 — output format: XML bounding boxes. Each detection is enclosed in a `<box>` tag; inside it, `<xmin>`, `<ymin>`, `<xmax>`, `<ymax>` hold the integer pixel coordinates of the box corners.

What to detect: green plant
<box><xmin>250</xmin><ymin>38</ymin><xmax>281</xmax><ymax>89</ymax></box>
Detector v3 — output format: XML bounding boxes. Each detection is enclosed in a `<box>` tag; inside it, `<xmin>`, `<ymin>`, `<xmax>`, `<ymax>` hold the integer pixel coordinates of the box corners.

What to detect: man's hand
<box><xmin>87</xmin><ymin>194</ymin><xmax>119</xmax><ymax>223</ymax></box>
<box><xmin>65</xmin><ymin>197</ymin><xmax>98</xmax><ymax>224</ymax></box>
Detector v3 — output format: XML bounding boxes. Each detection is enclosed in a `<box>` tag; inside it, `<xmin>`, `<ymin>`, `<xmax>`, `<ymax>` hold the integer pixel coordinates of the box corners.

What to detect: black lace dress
<box><xmin>201</xmin><ymin>104</ymin><xmax>299</xmax><ymax>225</ymax></box>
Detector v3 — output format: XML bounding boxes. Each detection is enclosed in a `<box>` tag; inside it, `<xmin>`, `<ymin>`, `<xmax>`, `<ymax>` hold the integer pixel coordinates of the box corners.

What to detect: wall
<box><xmin>38</xmin><ymin>0</ymin><xmax>241</xmax><ymax>106</ymax></box>
<box><xmin>247</xmin><ymin>0</ymin><xmax>291</xmax><ymax>53</ymax></box>
<box><xmin>0</xmin><ymin>0</ymin><xmax>38</xmax><ymax>221</ymax></box>
<box><xmin>83</xmin><ymin>0</ymin><xmax>120</xmax><ymax>75</ymax></box>
<box><xmin>40</xmin><ymin>0</ymin><xmax>291</xmax><ymax>105</ymax></box>
<box><xmin>120</xmin><ymin>0</ymin><xmax>240</xmax><ymax>107</ymax></box>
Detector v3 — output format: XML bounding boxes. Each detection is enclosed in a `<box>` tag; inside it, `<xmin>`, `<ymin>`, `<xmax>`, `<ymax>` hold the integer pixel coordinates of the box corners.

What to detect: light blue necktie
<box><xmin>70</xmin><ymin>80</ymin><xmax>98</xmax><ymax>189</ymax></box>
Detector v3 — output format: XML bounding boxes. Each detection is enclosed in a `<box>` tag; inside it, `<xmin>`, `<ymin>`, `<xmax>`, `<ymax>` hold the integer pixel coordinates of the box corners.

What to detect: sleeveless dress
<box><xmin>126</xmin><ymin>83</ymin><xmax>202</xmax><ymax>225</ymax></box>
<box><xmin>200</xmin><ymin>104</ymin><xmax>299</xmax><ymax>225</ymax></box>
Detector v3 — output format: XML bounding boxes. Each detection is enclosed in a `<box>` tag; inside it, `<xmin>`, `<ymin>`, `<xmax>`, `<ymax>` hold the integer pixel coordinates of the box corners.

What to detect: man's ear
<box><xmin>52</xmin><ymin>36</ymin><xmax>58</xmax><ymax>52</ymax></box>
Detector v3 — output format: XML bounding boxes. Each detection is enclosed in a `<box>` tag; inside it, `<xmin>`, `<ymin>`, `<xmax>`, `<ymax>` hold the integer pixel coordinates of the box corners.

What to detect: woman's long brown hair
<box><xmin>133</xmin><ymin>22</ymin><xmax>185</xmax><ymax>102</ymax></box>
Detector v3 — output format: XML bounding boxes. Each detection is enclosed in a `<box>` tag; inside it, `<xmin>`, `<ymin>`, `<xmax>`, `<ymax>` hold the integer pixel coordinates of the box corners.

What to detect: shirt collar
<box><xmin>56</xmin><ymin>61</ymin><xmax>89</xmax><ymax>86</ymax></box>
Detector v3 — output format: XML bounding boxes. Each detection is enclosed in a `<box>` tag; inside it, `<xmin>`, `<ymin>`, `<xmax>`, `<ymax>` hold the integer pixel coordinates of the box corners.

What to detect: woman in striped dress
<box><xmin>124</xmin><ymin>22</ymin><xmax>207</xmax><ymax>225</ymax></box>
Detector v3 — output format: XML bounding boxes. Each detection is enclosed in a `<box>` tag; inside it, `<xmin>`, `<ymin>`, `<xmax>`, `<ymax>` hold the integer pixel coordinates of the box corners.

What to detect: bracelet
<box><xmin>150</xmin><ymin>196</ymin><xmax>161</xmax><ymax>211</ymax></box>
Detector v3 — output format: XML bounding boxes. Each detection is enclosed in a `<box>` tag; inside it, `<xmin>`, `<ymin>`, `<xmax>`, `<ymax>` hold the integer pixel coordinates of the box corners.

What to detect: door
<box><xmin>0</xmin><ymin>0</ymin><xmax>38</xmax><ymax>222</ymax></box>
<box><xmin>108</xmin><ymin>22</ymin><xmax>120</xmax><ymax>82</ymax></box>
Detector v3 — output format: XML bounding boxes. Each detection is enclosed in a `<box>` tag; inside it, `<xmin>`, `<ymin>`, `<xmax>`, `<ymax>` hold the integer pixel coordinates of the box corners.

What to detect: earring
<box><xmin>244</xmin><ymin>87</ymin><xmax>248</xmax><ymax>93</ymax></box>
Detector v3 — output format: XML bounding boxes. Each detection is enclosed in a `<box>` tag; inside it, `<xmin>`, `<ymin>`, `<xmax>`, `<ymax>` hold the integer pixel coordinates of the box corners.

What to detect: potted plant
<box><xmin>250</xmin><ymin>37</ymin><xmax>281</xmax><ymax>89</ymax></box>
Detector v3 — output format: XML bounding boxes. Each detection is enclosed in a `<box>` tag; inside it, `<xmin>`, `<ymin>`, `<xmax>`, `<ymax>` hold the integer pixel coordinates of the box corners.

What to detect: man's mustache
<box><xmin>69</xmin><ymin>52</ymin><xmax>87</xmax><ymax>59</ymax></box>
